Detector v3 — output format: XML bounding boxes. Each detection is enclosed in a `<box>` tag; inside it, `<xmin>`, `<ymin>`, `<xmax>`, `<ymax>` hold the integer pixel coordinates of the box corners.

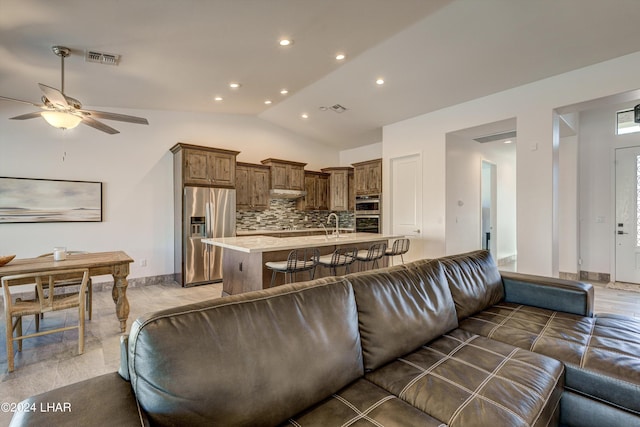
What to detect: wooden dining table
<box><xmin>0</xmin><ymin>251</ymin><xmax>134</xmax><ymax>333</ymax></box>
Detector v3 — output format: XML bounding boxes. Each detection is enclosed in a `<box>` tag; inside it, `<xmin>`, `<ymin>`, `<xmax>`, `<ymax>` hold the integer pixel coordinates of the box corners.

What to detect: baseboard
<box><xmin>579</xmin><ymin>270</ymin><xmax>610</xmax><ymax>283</ymax></box>
<box><xmin>559</xmin><ymin>272</ymin><xmax>579</xmax><ymax>280</ymax></box>
<box><xmin>496</xmin><ymin>254</ymin><xmax>516</xmax><ymax>266</ymax></box>
<box><xmin>561</xmin><ymin>270</ymin><xmax>610</xmax><ymax>283</ymax></box>
<box><xmin>10</xmin><ymin>274</ymin><xmax>179</xmax><ymax>300</ymax></box>
<box><xmin>91</xmin><ymin>274</ymin><xmax>177</xmax><ymax>292</ymax></box>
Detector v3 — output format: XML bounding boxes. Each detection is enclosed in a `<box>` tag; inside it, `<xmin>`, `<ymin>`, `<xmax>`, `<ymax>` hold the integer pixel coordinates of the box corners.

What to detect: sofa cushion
<box><xmin>438</xmin><ymin>250</ymin><xmax>504</xmax><ymax>321</ymax></box>
<box><xmin>347</xmin><ymin>260</ymin><xmax>458</xmax><ymax>371</ymax></box>
<box><xmin>459</xmin><ymin>304</ymin><xmax>640</xmax><ymax>415</ymax></box>
<box><xmin>127</xmin><ymin>277</ymin><xmax>363</xmax><ymax>427</ymax></box>
<box><xmin>282</xmin><ymin>378</ymin><xmax>445</xmax><ymax>426</ymax></box>
<box><xmin>9</xmin><ymin>373</ymin><xmax>143</xmax><ymax>427</ymax></box>
<box><xmin>501</xmin><ymin>271</ymin><xmax>594</xmax><ymax>317</ymax></box>
<box><xmin>365</xmin><ymin>328</ymin><xmax>564</xmax><ymax>427</ymax></box>
<box><xmin>560</xmin><ymin>391</ymin><xmax>640</xmax><ymax>427</ymax></box>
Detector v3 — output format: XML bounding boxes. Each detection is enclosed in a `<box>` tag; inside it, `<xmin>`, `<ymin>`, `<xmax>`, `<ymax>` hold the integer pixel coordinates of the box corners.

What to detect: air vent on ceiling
<box><xmin>330</xmin><ymin>104</ymin><xmax>348</xmax><ymax>113</ymax></box>
<box><xmin>473</xmin><ymin>130</ymin><xmax>517</xmax><ymax>143</ymax></box>
<box><xmin>85</xmin><ymin>50</ymin><xmax>120</xmax><ymax>66</ymax></box>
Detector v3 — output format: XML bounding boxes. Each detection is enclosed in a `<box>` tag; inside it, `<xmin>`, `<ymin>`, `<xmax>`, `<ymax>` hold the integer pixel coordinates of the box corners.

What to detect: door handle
<box><xmin>413</xmin><ymin>229</ymin><xmax>420</xmax><ymax>234</ymax></box>
<box><xmin>617</xmin><ymin>231</ymin><xmax>629</xmax><ymax>235</ymax></box>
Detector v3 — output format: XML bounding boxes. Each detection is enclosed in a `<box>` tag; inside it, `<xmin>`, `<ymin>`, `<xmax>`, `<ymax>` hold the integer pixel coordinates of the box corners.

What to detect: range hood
<box><xmin>269</xmin><ymin>189</ymin><xmax>307</xmax><ymax>199</ymax></box>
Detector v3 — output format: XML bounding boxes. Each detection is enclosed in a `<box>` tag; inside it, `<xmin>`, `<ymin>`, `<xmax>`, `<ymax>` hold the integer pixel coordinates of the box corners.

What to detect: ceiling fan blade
<box><xmin>39</xmin><ymin>83</ymin><xmax>69</xmax><ymax>108</ymax></box>
<box><xmin>10</xmin><ymin>111</ymin><xmax>44</xmax><ymax>120</ymax></box>
<box><xmin>0</xmin><ymin>95</ymin><xmax>44</xmax><ymax>108</ymax></box>
<box><xmin>81</xmin><ymin>117</ymin><xmax>120</xmax><ymax>134</ymax></box>
<box><xmin>82</xmin><ymin>109</ymin><xmax>149</xmax><ymax>125</ymax></box>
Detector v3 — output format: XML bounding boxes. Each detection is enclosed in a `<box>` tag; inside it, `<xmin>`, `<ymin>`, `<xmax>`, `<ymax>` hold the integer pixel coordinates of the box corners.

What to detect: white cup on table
<box><xmin>53</xmin><ymin>247</ymin><xmax>67</xmax><ymax>261</ymax></box>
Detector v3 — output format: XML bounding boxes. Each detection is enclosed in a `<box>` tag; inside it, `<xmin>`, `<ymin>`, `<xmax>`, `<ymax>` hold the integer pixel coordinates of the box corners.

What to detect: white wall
<box><xmin>383</xmin><ymin>51</ymin><xmax>640</xmax><ymax>275</ymax></box>
<box><xmin>339</xmin><ymin>142</ymin><xmax>382</xmax><ymax>166</ymax></box>
<box><xmin>559</xmin><ymin>135</ymin><xmax>578</xmax><ymax>274</ymax></box>
<box><xmin>445</xmin><ymin>135</ymin><xmax>517</xmax><ymax>261</ymax></box>
<box><xmin>0</xmin><ymin>109</ymin><xmax>340</xmax><ymax>280</ymax></box>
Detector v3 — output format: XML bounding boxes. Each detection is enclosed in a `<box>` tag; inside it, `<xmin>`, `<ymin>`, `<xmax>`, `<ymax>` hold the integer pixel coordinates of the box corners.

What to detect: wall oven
<box><xmin>355</xmin><ymin>194</ymin><xmax>380</xmax><ymax>215</ymax></box>
<box><xmin>355</xmin><ymin>215</ymin><xmax>380</xmax><ymax>233</ymax></box>
<box><xmin>355</xmin><ymin>194</ymin><xmax>381</xmax><ymax>233</ymax></box>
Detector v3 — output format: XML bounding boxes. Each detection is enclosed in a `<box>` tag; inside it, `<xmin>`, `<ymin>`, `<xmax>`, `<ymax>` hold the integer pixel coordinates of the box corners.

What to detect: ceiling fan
<box><xmin>0</xmin><ymin>45</ymin><xmax>148</xmax><ymax>134</ymax></box>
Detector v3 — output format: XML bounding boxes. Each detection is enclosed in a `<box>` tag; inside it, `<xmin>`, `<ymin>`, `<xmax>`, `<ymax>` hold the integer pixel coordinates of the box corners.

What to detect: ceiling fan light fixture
<box><xmin>41</xmin><ymin>111</ymin><xmax>82</xmax><ymax>130</ymax></box>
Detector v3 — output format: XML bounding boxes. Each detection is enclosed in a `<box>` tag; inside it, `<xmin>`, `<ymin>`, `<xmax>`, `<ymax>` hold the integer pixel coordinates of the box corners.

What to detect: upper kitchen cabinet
<box><xmin>352</xmin><ymin>158</ymin><xmax>382</xmax><ymax>195</ymax></box>
<box><xmin>171</xmin><ymin>143</ymin><xmax>240</xmax><ymax>187</ymax></box>
<box><xmin>236</xmin><ymin>162</ymin><xmax>271</xmax><ymax>210</ymax></box>
<box><xmin>260</xmin><ymin>158</ymin><xmax>306</xmax><ymax>191</ymax></box>
<box><xmin>321</xmin><ymin>167</ymin><xmax>353</xmax><ymax>211</ymax></box>
<box><xmin>349</xmin><ymin>170</ymin><xmax>355</xmax><ymax>211</ymax></box>
<box><xmin>298</xmin><ymin>171</ymin><xmax>329</xmax><ymax>211</ymax></box>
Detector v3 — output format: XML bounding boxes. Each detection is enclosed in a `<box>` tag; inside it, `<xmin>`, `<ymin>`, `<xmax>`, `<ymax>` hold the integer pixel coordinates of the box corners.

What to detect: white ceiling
<box><xmin>1</xmin><ymin>0</ymin><xmax>640</xmax><ymax>149</ymax></box>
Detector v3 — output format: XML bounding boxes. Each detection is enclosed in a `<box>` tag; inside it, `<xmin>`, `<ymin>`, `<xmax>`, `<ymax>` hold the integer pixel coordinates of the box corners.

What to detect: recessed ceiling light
<box><xmin>336</xmin><ymin>53</ymin><xmax>346</xmax><ymax>61</ymax></box>
<box><xmin>376</xmin><ymin>78</ymin><xmax>385</xmax><ymax>85</ymax></box>
<box><xmin>319</xmin><ymin>106</ymin><xmax>328</xmax><ymax>111</ymax></box>
<box><xmin>504</xmin><ymin>140</ymin><xmax>513</xmax><ymax>144</ymax></box>
<box><xmin>264</xmin><ymin>100</ymin><xmax>272</xmax><ymax>105</ymax></box>
<box><xmin>280</xmin><ymin>89</ymin><xmax>289</xmax><ymax>95</ymax></box>
<box><xmin>229</xmin><ymin>82</ymin><xmax>241</xmax><ymax>89</ymax></box>
<box><xmin>279</xmin><ymin>39</ymin><xmax>293</xmax><ymax>46</ymax></box>
<box><xmin>301</xmin><ymin>113</ymin><xmax>309</xmax><ymax>119</ymax></box>
<box><xmin>214</xmin><ymin>96</ymin><xmax>223</xmax><ymax>102</ymax></box>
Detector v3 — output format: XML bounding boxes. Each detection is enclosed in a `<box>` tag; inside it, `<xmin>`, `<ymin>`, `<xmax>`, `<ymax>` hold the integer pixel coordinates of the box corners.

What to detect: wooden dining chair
<box><xmin>37</xmin><ymin>251</ymin><xmax>93</xmax><ymax>321</ymax></box>
<box><xmin>2</xmin><ymin>268</ymin><xmax>90</xmax><ymax>372</ymax></box>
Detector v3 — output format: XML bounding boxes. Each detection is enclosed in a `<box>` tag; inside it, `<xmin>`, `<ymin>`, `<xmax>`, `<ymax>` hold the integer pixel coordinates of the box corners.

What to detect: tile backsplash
<box><xmin>236</xmin><ymin>199</ymin><xmax>354</xmax><ymax>230</ymax></box>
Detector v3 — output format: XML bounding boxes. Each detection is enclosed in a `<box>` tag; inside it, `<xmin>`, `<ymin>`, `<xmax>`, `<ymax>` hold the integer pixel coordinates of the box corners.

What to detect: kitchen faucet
<box><xmin>327</xmin><ymin>213</ymin><xmax>339</xmax><ymax>238</ymax></box>
<box><xmin>320</xmin><ymin>224</ymin><xmax>330</xmax><ymax>240</ymax></box>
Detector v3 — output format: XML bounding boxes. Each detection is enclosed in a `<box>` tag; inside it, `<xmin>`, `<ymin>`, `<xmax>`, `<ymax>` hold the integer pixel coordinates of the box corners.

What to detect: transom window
<box><xmin>617</xmin><ymin>109</ymin><xmax>640</xmax><ymax>135</ymax></box>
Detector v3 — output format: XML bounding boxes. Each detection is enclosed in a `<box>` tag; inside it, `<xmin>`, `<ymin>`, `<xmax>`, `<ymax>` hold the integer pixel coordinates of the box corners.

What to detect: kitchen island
<box><xmin>203</xmin><ymin>232</ymin><xmax>403</xmax><ymax>295</ymax></box>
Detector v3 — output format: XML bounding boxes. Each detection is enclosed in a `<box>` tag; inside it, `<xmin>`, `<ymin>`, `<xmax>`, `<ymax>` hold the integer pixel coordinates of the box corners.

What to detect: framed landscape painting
<box><xmin>0</xmin><ymin>177</ymin><xmax>102</xmax><ymax>223</ymax></box>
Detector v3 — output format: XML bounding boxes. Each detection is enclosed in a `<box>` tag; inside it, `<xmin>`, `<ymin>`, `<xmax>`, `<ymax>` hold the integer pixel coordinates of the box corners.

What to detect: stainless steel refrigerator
<box><xmin>177</xmin><ymin>187</ymin><xmax>236</xmax><ymax>287</ymax></box>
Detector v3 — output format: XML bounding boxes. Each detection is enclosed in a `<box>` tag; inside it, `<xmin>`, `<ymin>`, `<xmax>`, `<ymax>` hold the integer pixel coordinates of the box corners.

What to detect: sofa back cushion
<box><xmin>438</xmin><ymin>250</ymin><xmax>504</xmax><ymax>321</ymax></box>
<box><xmin>127</xmin><ymin>278</ymin><xmax>363</xmax><ymax>427</ymax></box>
<box><xmin>347</xmin><ymin>260</ymin><xmax>458</xmax><ymax>371</ymax></box>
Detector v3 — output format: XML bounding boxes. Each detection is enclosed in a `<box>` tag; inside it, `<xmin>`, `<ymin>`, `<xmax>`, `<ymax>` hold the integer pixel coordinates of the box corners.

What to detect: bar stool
<box><xmin>265</xmin><ymin>248</ymin><xmax>320</xmax><ymax>286</ymax></box>
<box><xmin>384</xmin><ymin>238</ymin><xmax>410</xmax><ymax>266</ymax></box>
<box><xmin>355</xmin><ymin>242</ymin><xmax>387</xmax><ymax>271</ymax></box>
<box><xmin>318</xmin><ymin>247</ymin><xmax>358</xmax><ymax>276</ymax></box>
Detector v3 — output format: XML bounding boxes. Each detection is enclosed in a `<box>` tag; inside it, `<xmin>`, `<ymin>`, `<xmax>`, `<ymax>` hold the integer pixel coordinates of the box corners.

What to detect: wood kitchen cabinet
<box><xmin>321</xmin><ymin>167</ymin><xmax>353</xmax><ymax>211</ymax></box>
<box><xmin>299</xmin><ymin>171</ymin><xmax>329</xmax><ymax>211</ymax></box>
<box><xmin>261</xmin><ymin>158</ymin><xmax>306</xmax><ymax>191</ymax></box>
<box><xmin>349</xmin><ymin>170</ymin><xmax>355</xmax><ymax>211</ymax></box>
<box><xmin>352</xmin><ymin>158</ymin><xmax>382</xmax><ymax>195</ymax></box>
<box><xmin>236</xmin><ymin>162</ymin><xmax>271</xmax><ymax>210</ymax></box>
<box><xmin>171</xmin><ymin>143</ymin><xmax>240</xmax><ymax>187</ymax></box>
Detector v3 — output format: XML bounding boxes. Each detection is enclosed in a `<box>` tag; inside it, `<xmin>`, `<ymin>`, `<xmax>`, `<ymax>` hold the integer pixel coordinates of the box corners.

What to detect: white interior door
<box><xmin>615</xmin><ymin>146</ymin><xmax>640</xmax><ymax>284</ymax></box>
<box><xmin>481</xmin><ymin>161</ymin><xmax>498</xmax><ymax>258</ymax></box>
<box><xmin>390</xmin><ymin>154</ymin><xmax>422</xmax><ymax>259</ymax></box>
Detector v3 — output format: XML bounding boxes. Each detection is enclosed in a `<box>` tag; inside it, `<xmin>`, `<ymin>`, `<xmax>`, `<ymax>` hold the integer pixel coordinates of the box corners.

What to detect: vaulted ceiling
<box><xmin>1</xmin><ymin>0</ymin><xmax>640</xmax><ymax>149</ymax></box>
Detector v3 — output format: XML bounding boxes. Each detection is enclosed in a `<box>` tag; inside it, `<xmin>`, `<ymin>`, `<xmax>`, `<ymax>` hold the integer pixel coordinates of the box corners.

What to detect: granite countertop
<box><xmin>236</xmin><ymin>227</ymin><xmax>355</xmax><ymax>236</ymax></box>
<box><xmin>203</xmin><ymin>232</ymin><xmax>403</xmax><ymax>253</ymax></box>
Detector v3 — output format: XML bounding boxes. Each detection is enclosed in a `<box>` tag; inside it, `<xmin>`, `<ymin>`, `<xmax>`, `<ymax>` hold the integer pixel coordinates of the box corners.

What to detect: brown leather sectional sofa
<box><xmin>9</xmin><ymin>250</ymin><xmax>640</xmax><ymax>426</ymax></box>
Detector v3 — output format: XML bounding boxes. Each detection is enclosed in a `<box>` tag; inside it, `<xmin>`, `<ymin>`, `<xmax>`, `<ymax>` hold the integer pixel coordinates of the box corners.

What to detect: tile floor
<box><xmin>0</xmin><ymin>275</ymin><xmax>639</xmax><ymax>426</ymax></box>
